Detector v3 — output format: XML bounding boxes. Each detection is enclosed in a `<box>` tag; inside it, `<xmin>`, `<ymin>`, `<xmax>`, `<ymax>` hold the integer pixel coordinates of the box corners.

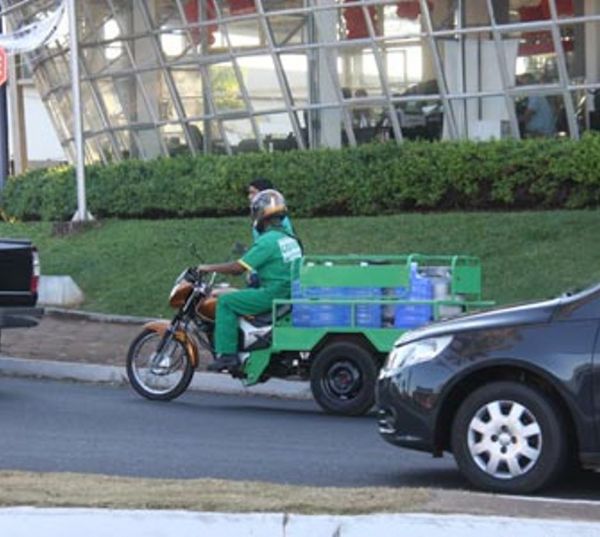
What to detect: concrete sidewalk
<box><xmin>0</xmin><ymin>308</ymin><xmax>312</xmax><ymax>399</ymax></box>
<box><xmin>2</xmin><ymin>508</ymin><xmax>600</xmax><ymax>537</ymax></box>
<box><xmin>0</xmin><ymin>355</ymin><xmax>313</xmax><ymax>399</ymax></box>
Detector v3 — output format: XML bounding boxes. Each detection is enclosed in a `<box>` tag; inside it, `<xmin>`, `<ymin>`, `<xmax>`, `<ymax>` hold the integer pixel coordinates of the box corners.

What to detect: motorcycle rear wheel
<box><xmin>126</xmin><ymin>328</ymin><xmax>194</xmax><ymax>401</ymax></box>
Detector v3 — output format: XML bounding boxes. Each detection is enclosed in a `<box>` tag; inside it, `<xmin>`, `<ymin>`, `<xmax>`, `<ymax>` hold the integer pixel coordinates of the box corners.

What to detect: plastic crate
<box><xmin>291</xmin><ymin>284</ymin><xmax>382</xmax><ymax>328</ymax></box>
<box><xmin>394</xmin><ymin>264</ymin><xmax>434</xmax><ymax>329</ymax></box>
<box><xmin>291</xmin><ymin>283</ymin><xmax>351</xmax><ymax>327</ymax></box>
<box><xmin>349</xmin><ymin>286</ymin><xmax>382</xmax><ymax>328</ymax></box>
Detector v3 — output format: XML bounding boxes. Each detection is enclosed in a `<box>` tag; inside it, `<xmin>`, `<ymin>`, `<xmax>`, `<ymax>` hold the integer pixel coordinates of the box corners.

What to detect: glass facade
<box><xmin>4</xmin><ymin>0</ymin><xmax>600</xmax><ymax>163</ymax></box>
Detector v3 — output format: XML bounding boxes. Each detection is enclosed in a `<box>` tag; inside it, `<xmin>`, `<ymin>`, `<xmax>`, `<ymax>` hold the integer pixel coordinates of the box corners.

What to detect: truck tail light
<box><xmin>31</xmin><ymin>246</ymin><xmax>40</xmax><ymax>294</ymax></box>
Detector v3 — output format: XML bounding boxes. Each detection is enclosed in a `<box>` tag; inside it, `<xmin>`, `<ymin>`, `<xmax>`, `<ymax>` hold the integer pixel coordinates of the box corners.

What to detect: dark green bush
<box><xmin>2</xmin><ymin>135</ymin><xmax>600</xmax><ymax>221</ymax></box>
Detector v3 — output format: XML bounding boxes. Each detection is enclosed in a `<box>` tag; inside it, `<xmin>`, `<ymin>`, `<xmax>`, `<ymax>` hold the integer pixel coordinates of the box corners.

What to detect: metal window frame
<box><xmin>105</xmin><ymin>0</ymin><xmax>170</xmax><ymax>157</ymax></box>
<box><xmin>212</xmin><ymin>0</ymin><xmax>264</xmax><ymax>152</ymax></box>
<box><xmin>172</xmin><ymin>0</ymin><xmax>231</xmax><ymax>155</ymax></box>
<box><xmin>548</xmin><ymin>0</ymin><xmax>579</xmax><ymax>139</ymax></box>
<box><xmin>361</xmin><ymin>2</ymin><xmax>403</xmax><ymax>142</ymax></box>
<box><xmin>137</xmin><ymin>0</ymin><xmax>198</xmax><ymax>155</ymax></box>
<box><xmin>418</xmin><ymin>0</ymin><xmax>458</xmax><ymax>138</ymax></box>
<box><xmin>256</xmin><ymin>0</ymin><xmax>306</xmax><ymax>149</ymax></box>
<box><xmin>311</xmin><ymin>0</ymin><xmax>356</xmax><ymax>147</ymax></box>
<box><xmin>10</xmin><ymin>0</ymin><xmax>600</xmax><ymax>162</ymax></box>
<box><xmin>78</xmin><ymin>2</ymin><xmax>123</xmax><ymax>160</ymax></box>
<box><xmin>485</xmin><ymin>0</ymin><xmax>521</xmax><ymax>140</ymax></box>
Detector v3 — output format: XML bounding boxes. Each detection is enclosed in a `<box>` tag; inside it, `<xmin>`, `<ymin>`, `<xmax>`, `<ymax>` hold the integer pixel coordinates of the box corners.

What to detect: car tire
<box><xmin>451</xmin><ymin>381</ymin><xmax>568</xmax><ymax>494</ymax></box>
<box><xmin>310</xmin><ymin>341</ymin><xmax>378</xmax><ymax>416</ymax></box>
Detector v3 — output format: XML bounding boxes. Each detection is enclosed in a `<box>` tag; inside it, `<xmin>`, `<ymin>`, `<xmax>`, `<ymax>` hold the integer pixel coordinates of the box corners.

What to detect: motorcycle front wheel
<box><xmin>126</xmin><ymin>328</ymin><xmax>194</xmax><ymax>401</ymax></box>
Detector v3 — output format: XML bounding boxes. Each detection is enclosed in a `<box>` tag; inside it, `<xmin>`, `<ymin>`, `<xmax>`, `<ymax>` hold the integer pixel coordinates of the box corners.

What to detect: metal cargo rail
<box><xmin>271</xmin><ymin>253</ymin><xmax>494</xmax><ymax>355</ymax></box>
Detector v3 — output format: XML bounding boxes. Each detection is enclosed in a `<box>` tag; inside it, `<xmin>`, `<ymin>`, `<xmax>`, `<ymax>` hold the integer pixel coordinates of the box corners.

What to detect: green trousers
<box><xmin>214</xmin><ymin>288</ymin><xmax>277</xmax><ymax>355</ymax></box>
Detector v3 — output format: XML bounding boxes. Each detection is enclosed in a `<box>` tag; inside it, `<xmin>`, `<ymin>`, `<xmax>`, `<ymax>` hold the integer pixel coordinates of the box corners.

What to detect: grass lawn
<box><xmin>1</xmin><ymin>210</ymin><xmax>599</xmax><ymax>317</ymax></box>
<box><xmin>0</xmin><ymin>471</ymin><xmax>429</xmax><ymax>514</ymax></box>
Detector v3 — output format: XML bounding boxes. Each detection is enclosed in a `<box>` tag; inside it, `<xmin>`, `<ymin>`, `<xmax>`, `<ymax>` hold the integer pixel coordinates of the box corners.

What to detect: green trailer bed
<box><xmin>243</xmin><ymin>253</ymin><xmax>494</xmax><ymax>387</ymax></box>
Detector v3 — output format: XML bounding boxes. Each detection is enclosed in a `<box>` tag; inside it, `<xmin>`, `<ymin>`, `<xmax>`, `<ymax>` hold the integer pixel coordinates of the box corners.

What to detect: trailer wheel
<box><xmin>310</xmin><ymin>341</ymin><xmax>378</xmax><ymax>416</ymax></box>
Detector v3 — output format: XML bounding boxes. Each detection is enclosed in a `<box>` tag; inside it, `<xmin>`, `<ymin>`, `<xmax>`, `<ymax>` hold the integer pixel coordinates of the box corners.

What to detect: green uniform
<box><xmin>215</xmin><ymin>226</ymin><xmax>302</xmax><ymax>355</ymax></box>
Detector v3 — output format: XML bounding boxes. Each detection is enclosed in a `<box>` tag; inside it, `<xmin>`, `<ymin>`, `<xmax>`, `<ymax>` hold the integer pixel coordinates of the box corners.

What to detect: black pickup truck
<box><xmin>0</xmin><ymin>238</ymin><xmax>43</xmax><ymax>329</ymax></box>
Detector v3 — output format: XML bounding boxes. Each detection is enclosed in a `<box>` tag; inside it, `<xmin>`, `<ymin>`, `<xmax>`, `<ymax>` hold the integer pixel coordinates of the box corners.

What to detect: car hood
<box><xmin>395</xmin><ymin>297</ymin><xmax>561</xmax><ymax>347</ymax></box>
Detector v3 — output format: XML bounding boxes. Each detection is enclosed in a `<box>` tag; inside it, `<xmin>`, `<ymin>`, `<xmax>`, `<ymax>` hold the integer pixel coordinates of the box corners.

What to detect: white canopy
<box><xmin>0</xmin><ymin>0</ymin><xmax>65</xmax><ymax>54</ymax></box>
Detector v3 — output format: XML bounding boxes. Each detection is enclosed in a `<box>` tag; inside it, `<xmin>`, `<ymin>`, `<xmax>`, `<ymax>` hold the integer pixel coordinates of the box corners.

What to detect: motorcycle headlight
<box><xmin>169</xmin><ymin>283</ymin><xmax>180</xmax><ymax>301</ymax></box>
<box><xmin>380</xmin><ymin>335</ymin><xmax>453</xmax><ymax>378</ymax></box>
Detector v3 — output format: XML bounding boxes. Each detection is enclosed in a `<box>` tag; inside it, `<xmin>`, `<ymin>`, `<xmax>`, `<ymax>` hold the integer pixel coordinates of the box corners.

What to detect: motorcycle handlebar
<box><xmin>185</xmin><ymin>267</ymin><xmax>201</xmax><ymax>282</ymax></box>
<box><xmin>186</xmin><ymin>267</ymin><xmax>217</xmax><ymax>287</ymax></box>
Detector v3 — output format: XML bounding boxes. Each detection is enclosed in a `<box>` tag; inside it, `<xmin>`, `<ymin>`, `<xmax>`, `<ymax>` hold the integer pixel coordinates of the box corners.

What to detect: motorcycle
<box><xmin>126</xmin><ymin>261</ymin><xmax>385</xmax><ymax>417</ymax></box>
<box><xmin>125</xmin><ymin>267</ymin><xmax>293</xmax><ymax>401</ymax></box>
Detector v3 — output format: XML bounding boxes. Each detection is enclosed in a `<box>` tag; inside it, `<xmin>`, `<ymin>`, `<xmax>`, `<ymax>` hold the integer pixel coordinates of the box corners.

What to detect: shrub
<box><xmin>2</xmin><ymin>135</ymin><xmax>600</xmax><ymax>221</ymax></box>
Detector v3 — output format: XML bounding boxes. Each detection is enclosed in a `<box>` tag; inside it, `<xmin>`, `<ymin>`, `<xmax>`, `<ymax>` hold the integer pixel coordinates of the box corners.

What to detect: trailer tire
<box><xmin>310</xmin><ymin>341</ymin><xmax>378</xmax><ymax>416</ymax></box>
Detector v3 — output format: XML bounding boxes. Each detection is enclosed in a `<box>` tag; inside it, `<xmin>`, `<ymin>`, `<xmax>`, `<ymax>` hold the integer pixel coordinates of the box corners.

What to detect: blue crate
<box><xmin>291</xmin><ymin>286</ymin><xmax>384</xmax><ymax>328</ymax></box>
<box><xmin>291</xmin><ymin>283</ymin><xmax>351</xmax><ymax>327</ymax></box>
<box><xmin>348</xmin><ymin>286</ymin><xmax>382</xmax><ymax>328</ymax></box>
<box><xmin>394</xmin><ymin>265</ymin><xmax>433</xmax><ymax>329</ymax></box>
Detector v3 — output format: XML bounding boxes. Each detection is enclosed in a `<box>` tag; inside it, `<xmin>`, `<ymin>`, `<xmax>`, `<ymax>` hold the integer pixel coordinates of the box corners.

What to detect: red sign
<box><xmin>396</xmin><ymin>1</ymin><xmax>433</xmax><ymax>21</ymax></box>
<box><xmin>518</xmin><ymin>0</ymin><xmax>575</xmax><ymax>56</ymax></box>
<box><xmin>0</xmin><ymin>47</ymin><xmax>7</xmax><ymax>87</ymax></box>
<box><xmin>184</xmin><ymin>0</ymin><xmax>217</xmax><ymax>46</ymax></box>
<box><xmin>343</xmin><ymin>0</ymin><xmax>379</xmax><ymax>40</ymax></box>
<box><xmin>229</xmin><ymin>0</ymin><xmax>255</xmax><ymax>15</ymax></box>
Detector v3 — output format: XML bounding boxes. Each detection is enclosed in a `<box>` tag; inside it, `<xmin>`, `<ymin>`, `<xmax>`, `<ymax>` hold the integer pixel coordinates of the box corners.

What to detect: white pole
<box><xmin>67</xmin><ymin>0</ymin><xmax>89</xmax><ymax>222</ymax></box>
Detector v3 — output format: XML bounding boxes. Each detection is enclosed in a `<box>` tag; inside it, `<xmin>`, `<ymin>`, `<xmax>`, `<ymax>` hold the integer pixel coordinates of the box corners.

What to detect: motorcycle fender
<box><xmin>143</xmin><ymin>320</ymin><xmax>199</xmax><ymax>368</ymax></box>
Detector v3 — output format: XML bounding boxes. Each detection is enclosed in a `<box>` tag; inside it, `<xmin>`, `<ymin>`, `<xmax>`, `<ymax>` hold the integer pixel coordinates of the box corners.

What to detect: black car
<box><xmin>376</xmin><ymin>283</ymin><xmax>600</xmax><ymax>494</ymax></box>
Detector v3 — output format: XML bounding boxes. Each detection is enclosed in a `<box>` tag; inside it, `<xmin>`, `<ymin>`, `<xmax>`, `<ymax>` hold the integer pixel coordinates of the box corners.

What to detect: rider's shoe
<box><xmin>207</xmin><ymin>353</ymin><xmax>241</xmax><ymax>372</ymax></box>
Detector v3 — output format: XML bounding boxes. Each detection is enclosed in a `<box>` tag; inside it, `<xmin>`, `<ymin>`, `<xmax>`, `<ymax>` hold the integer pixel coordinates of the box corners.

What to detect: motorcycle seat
<box><xmin>246</xmin><ymin>304</ymin><xmax>292</xmax><ymax>327</ymax></box>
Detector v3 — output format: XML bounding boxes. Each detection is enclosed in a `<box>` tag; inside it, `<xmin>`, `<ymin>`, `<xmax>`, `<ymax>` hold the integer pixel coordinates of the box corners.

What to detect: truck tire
<box><xmin>451</xmin><ymin>381</ymin><xmax>568</xmax><ymax>494</ymax></box>
<box><xmin>310</xmin><ymin>341</ymin><xmax>378</xmax><ymax>416</ymax></box>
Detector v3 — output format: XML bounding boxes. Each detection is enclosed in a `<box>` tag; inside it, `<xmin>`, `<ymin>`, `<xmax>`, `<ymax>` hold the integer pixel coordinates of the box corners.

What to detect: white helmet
<box><xmin>250</xmin><ymin>189</ymin><xmax>287</xmax><ymax>231</ymax></box>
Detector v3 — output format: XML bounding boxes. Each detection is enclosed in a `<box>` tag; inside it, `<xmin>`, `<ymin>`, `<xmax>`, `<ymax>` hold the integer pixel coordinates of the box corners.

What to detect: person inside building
<box><xmin>353</xmin><ymin>88</ymin><xmax>373</xmax><ymax>128</ymax></box>
<box><xmin>198</xmin><ymin>190</ymin><xmax>303</xmax><ymax>372</ymax></box>
<box><xmin>517</xmin><ymin>73</ymin><xmax>557</xmax><ymax>138</ymax></box>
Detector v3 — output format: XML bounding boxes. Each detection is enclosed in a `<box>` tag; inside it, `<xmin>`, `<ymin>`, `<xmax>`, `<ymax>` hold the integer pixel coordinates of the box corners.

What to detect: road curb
<box><xmin>0</xmin><ymin>356</ymin><xmax>313</xmax><ymax>400</ymax></box>
<box><xmin>44</xmin><ymin>307</ymin><xmax>154</xmax><ymax>325</ymax></box>
<box><xmin>1</xmin><ymin>508</ymin><xmax>599</xmax><ymax>537</ymax></box>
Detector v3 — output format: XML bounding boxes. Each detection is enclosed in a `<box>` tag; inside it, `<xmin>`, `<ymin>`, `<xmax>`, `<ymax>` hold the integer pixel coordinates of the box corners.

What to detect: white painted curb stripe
<box><xmin>0</xmin><ymin>509</ymin><xmax>599</xmax><ymax>537</ymax></box>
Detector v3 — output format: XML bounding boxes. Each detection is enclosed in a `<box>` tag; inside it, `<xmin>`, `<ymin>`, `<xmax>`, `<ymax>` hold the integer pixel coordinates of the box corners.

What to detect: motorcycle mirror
<box><xmin>189</xmin><ymin>242</ymin><xmax>201</xmax><ymax>259</ymax></box>
<box><xmin>231</xmin><ymin>241</ymin><xmax>247</xmax><ymax>257</ymax></box>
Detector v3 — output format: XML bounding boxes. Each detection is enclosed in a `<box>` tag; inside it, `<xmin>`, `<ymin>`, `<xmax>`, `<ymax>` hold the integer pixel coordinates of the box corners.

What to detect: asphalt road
<box><xmin>0</xmin><ymin>376</ymin><xmax>459</xmax><ymax>487</ymax></box>
<box><xmin>1</xmin><ymin>377</ymin><xmax>600</xmax><ymax>498</ymax></box>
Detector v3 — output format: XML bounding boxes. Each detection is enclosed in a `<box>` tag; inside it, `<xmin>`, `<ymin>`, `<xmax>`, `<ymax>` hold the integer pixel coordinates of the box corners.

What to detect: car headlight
<box><xmin>381</xmin><ymin>335</ymin><xmax>453</xmax><ymax>377</ymax></box>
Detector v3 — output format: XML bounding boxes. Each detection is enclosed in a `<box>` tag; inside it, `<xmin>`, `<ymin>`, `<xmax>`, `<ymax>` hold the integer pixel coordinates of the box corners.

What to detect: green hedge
<box><xmin>3</xmin><ymin>135</ymin><xmax>600</xmax><ymax>221</ymax></box>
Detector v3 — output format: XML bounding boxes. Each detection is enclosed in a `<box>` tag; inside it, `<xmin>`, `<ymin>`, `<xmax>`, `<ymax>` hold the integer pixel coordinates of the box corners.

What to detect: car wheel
<box><xmin>310</xmin><ymin>341</ymin><xmax>378</xmax><ymax>416</ymax></box>
<box><xmin>451</xmin><ymin>381</ymin><xmax>568</xmax><ymax>494</ymax></box>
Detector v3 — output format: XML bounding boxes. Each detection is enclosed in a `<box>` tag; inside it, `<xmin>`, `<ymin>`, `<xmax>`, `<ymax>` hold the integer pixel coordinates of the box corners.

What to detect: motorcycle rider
<box><xmin>245</xmin><ymin>178</ymin><xmax>295</xmax><ymax>288</ymax></box>
<box><xmin>247</xmin><ymin>178</ymin><xmax>295</xmax><ymax>241</ymax></box>
<box><xmin>198</xmin><ymin>190</ymin><xmax>302</xmax><ymax>372</ymax></box>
